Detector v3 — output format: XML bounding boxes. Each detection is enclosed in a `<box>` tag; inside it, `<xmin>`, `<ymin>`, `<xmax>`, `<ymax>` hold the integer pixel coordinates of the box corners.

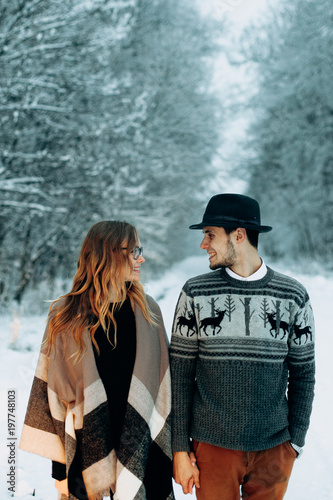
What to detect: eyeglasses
<box><xmin>132</xmin><ymin>246</ymin><xmax>143</xmax><ymax>260</ymax></box>
<box><xmin>121</xmin><ymin>246</ymin><xmax>144</xmax><ymax>260</ymax></box>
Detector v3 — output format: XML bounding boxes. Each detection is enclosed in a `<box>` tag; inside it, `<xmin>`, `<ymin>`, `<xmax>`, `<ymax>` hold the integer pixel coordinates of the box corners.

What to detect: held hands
<box><xmin>173</xmin><ymin>451</ymin><xmax>200</xmax><ymax>495</ymax></box>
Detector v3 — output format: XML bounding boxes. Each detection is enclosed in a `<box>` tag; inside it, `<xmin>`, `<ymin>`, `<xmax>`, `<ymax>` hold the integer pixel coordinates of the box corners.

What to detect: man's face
<box><xmin>200</xmin><ymin>226</ymin><xmax>237</xmax><ymax>270</ymax></box>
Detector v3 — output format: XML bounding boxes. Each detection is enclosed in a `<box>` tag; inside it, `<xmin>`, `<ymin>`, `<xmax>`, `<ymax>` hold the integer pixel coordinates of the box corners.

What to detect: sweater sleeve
<box><xmin>287</xmin><ymin>292</ymin><xmax>315</xmax><ymax>447</ymax></box>
<box><xmin>169</xmin><ymin>285</ymin><xmax>198</xmax><ymax>453</ymax></box>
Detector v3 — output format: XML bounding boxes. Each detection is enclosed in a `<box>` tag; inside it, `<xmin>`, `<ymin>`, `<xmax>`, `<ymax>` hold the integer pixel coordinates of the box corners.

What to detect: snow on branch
<box><xmin>2</xmin><ymin>152</ymin><xmax>71</xmax><ymax>162</ymax></box>
<box><xmin>4</xmin><ymin>43</ymin><xmax>72</xmax><ymax>61</ymax></box>
<box><xmin>0</xmin><ymin>177</ymin><xmax>44</xmax><ymax>193</ymax></box>
<box><xmin>0</xmin><ymin>78</ymin><xmax>67</xmax><ymax>92</ymax></box>
<box><xmin>0</xmin><ymin>104</ymin><xmax>71</xmax><ymax>113</ymax></box>
<box><xmin>0</xmin><ymin>200</ymin><xmax>67</xmax><ymax>213</ymax></box>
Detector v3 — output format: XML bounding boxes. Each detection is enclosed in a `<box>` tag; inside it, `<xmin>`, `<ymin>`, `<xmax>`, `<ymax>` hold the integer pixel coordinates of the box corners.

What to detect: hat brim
<box><xmin>189</xmin><ymin>222</ymin><xmax>273</xmax><ymax>233</ymax></box>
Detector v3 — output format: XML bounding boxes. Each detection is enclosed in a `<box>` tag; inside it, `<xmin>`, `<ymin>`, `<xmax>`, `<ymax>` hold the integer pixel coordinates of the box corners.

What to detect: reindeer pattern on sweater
<box><xmin>173</xmin><ymin>276</ymin><xmax>313</xmax><ymax>345</ymax></box>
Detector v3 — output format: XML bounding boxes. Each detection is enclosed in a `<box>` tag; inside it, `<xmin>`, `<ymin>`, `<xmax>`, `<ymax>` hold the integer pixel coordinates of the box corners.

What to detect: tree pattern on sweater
<box><xmin>173</xmin><ymin>279</ymin><xmax>313</xmax><ymax>346</ymax></box>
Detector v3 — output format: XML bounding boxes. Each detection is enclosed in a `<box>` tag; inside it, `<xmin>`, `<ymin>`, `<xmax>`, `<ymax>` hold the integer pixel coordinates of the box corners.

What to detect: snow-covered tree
<box><xmin>0</xmin><ymin>0</ymin><xmax>225</xmax><ymax>306</ymax></box>
<box><xmin>0</xmin><ymin>0</ymin><xmax>135</xmax><ymax>304</ymax></box>
<box><xmin>238</xmin><ymin>0</ymin><xmax>333</xmax><ymax>262</ymax></box>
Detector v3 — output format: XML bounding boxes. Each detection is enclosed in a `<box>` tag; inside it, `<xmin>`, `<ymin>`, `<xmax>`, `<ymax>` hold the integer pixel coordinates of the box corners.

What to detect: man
<box><xmin>170</xmin><ymin>193</ymin><xmax>315</xmax><ymax>500</ymax></box>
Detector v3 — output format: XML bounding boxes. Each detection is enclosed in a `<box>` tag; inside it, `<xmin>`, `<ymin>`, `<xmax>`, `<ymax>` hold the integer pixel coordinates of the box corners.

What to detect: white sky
<box><xmin>200</xmin><ymin>0</ymin><xmax>271</xmax><ymax>26</ymax></box>
<box><xmin>197</xmin><ymin>0</ymin><xmax>279</xmax><ymax>195</ymax></box>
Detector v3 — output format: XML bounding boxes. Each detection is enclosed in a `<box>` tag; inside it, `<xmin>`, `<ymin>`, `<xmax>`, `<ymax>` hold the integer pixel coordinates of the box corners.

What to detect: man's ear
<box><xmin>234</xmin><ymin>228</ymin><xmax>247</xmax><ymax>243</ymax></box>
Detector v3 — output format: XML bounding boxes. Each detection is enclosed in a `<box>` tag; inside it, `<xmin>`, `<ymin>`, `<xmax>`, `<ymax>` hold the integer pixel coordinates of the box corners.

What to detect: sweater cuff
<box><xmin>289</xmin><ymin>426</ymin><xmax>306</xmax><ymax>448</ymax></box>
<box><xmin>172</xmin><ymin>437</ymin><xmax>191</xmax><ymax>454</ymax></box>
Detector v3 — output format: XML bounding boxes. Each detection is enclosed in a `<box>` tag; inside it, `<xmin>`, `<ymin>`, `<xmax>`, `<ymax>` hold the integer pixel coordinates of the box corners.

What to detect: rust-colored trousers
<box><xmin>193</xmin><ymin>441</ymin><xmax>296</xmax><ymax>500</ymax></box>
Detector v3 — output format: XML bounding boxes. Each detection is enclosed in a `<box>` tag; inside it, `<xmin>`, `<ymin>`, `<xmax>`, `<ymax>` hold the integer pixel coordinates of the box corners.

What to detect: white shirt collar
<box><xmin>225</xmin><ymin>259</ymin><xmax>267</xmax><ymax>281</ymax></box>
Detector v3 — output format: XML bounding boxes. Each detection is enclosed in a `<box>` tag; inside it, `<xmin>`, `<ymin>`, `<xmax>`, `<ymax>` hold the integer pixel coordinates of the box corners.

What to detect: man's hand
<box><xmin>173</xmin><ymin>451</ymin><xmax>200</xmax><ymax>495</ymax></box>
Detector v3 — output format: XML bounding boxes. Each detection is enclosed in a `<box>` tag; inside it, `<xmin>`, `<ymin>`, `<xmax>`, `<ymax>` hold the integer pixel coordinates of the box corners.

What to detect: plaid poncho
<box><xmin>19</xmin><ymin>296</ymin><xmax>174</xmax><ymax>500</ymax></box>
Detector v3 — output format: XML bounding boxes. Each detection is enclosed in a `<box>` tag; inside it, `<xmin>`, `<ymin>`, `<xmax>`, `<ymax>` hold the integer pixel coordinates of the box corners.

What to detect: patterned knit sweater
<box><xmin>169</xmin><ymin>267</ymin><xmax>315</xmax><ymax>453</ymax></box>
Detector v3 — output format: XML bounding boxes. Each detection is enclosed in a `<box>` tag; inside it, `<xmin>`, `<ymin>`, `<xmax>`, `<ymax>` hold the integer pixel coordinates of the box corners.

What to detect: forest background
<box><xmin>0</xmin><ymin>0</ymin><xmax>332</xmax><ymax>314</ymax></box>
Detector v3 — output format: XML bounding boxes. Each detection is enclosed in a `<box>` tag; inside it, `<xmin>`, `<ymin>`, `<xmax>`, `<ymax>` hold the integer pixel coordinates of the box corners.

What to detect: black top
<box><xmin>92</xmin><ymin>297</ymin><xmax>136</xmax><ymax>449</ymax></box>
<box><xmin>52</xmin><ymin>298</ymin><xmax>137</xmax><ymax>494</ymax></box>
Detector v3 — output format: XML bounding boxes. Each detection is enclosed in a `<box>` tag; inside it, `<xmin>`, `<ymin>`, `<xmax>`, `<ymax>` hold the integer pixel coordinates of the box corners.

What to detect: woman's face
<box><xmin>123</xmin><ymin>240</ymin><xmax>145</xmax><ymax>282</ymax></box>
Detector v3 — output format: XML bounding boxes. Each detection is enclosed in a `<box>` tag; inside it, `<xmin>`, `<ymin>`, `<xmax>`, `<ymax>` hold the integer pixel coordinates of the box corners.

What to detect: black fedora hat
<box><xmin>189</xmin><ymin>193</ymin><xmax>272</xmax><ymax>233</ymax></box>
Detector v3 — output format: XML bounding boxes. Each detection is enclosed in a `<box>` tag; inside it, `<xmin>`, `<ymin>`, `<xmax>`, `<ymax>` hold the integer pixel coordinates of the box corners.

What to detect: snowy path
<box><xmin>1</xmin><ymin>256</ymin><xmax>332</xmax><ymax>499</ymax></box>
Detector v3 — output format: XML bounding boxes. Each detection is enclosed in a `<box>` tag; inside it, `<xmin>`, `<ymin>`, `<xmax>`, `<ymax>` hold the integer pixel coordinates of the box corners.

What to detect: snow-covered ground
<box><xmin>1</xmin><ymin>256</ymin><xmax>332</xmax><ymax>499</ymax></box>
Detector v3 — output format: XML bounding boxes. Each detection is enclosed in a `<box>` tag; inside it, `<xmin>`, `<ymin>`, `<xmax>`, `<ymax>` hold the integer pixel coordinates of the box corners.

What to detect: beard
<box><xmin>210</xmin><ymin>237</ymin><xmax>236</xmax><ymax>270</ymax></box>
<box><xmin>210</xmin><ymin>262</ymin><xmax>228</xmax><ymax>270</ymax></box>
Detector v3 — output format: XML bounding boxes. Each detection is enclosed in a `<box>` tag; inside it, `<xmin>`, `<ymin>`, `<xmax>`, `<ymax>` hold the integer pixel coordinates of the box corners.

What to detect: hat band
<box><xmin>203</xmin><ymin>214</ymin><xmax>260</xmax><ymax>226</ymax></box>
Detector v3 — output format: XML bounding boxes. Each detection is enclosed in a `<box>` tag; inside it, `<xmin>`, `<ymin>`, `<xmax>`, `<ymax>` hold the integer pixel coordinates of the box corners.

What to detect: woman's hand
<box><xmin>173</xmin><ymin>451</ymin><xmax>200</xmax><ymax>495</ymax></box>
<box><xmin>55</xmin><ymin>478</ymin><xmax>69</xmax><ymax>495</ymax></box>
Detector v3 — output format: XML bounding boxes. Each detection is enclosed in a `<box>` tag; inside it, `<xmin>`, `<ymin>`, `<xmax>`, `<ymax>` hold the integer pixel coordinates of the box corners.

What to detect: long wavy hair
<box><xmin>45</xmin><ymin>220</ymin><xmax>154</xmax><ymax>361</ymax></box>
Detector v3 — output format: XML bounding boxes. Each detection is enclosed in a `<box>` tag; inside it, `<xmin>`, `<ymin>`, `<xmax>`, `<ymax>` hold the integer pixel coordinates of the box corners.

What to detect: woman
<box><xmin>19</xmin><ymin>221</ymin><xmax>174</xmax><ymax>500</ymax></box>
